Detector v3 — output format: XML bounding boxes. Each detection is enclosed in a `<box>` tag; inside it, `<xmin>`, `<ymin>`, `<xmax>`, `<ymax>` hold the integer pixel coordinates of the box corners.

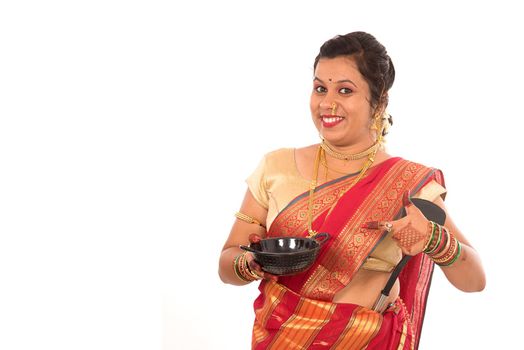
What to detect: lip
<box><xmin>320</xmin><ymin>114</ymin><xmax>345</xmax><ymax>128</ymax></box>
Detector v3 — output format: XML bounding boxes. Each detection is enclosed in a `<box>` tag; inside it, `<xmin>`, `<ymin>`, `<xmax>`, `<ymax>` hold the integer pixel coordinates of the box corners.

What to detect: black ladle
<box><xmin>371</xmin><ymin>197</ymin><xmax>446</xmax><ymax>313</ymax></box>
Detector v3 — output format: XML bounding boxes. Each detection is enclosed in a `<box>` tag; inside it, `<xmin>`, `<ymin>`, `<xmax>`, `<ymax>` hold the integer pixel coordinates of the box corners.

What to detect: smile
<box><xmin>321</xmin><ymin>115</ymin><xmax>345</xmax><ymax>128</ymax></box>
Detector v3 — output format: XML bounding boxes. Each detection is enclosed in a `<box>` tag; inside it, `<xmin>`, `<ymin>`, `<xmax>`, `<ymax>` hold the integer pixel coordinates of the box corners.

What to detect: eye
<box><xmin>314</xmin><ymin>85</ymin><xmax>327</xmax><ymax>93</ymax></box>
<box><xmin>339</xmin><ymin>87</ymin><xmax>353</xmax><ymax>94</ymax></box>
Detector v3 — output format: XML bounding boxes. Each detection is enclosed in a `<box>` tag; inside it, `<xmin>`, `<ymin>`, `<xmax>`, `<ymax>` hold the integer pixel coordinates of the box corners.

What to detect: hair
<box><xmin>313</xmin><ymin>31</ymin><xmax>395</xmax><ymax>111</ymax></box>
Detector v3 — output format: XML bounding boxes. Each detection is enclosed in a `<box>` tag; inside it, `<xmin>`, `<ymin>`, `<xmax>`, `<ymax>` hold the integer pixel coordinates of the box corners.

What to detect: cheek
<box><xmin>309</xmin><ymin>95</ymin><xmax>317</xmax><ymax>111</ymax></box>
<box><xmin>310</xmin><ymin>99</ymin><xmax>321</xmax><ymax>128</ymax></box>
<box><xmin>355</xmin><ymin>104</ymin><xmax>374</xmax><ymax>124</ymax></box>
<box><xmin>310</xmin><ymin>97</ymin><xmax>319</xmax><ymax>116</ymax></box>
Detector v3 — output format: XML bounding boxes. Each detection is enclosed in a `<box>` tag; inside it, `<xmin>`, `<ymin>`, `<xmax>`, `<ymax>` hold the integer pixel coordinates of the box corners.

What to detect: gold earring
<box><xmin>331</xmin><ymin>102</ymin><xmax>337</xmax><ymax>115</ymax></box>
<box><xmin>371</xmin><ymin>104</ymin><xmax>386</xmax><ymax>131</ymax></box>
<box><xmin>370</xmin><ymin>113</ymin><xmax>381</xmax><ymax>131</ymax></box>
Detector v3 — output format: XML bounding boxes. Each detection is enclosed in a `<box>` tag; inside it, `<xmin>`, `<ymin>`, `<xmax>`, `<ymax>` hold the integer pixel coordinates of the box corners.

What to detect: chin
<box><xmin>320</xmin><ymin>132</ymin><xmax>346</xmax><ymax>145</ymax></box>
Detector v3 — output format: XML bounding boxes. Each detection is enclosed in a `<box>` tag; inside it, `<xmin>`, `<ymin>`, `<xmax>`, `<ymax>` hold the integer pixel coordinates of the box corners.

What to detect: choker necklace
<box><xmin>320</xmin><ymin>140</ymin><xmax>380</xmax><ymax>161</ymax></box>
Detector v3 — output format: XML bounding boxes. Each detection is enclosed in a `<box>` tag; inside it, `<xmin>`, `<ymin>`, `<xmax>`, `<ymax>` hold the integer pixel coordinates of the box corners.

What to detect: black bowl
<box><xmin>240</xmin><ymin>233</ymin><xmax>329</xmax><ymax>276</ymax></box>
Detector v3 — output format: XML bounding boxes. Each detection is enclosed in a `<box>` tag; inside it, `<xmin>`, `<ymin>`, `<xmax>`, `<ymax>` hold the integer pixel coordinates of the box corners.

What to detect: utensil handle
<box><xmin>312</xmin><ymin>232</ymin><xmax>330</xmax><ymax>245</ymax></box>
<box><xmin>239</xmin><ymin>245</ymin><xmax>257</xmax><ymax>253</ymax></box>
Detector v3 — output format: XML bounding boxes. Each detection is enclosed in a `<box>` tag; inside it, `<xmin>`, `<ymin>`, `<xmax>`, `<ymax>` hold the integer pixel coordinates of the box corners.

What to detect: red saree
<box><xmin>251</xmin><ymin>158</ymin><xmax>444</xmax><ymax>349</ymax></box>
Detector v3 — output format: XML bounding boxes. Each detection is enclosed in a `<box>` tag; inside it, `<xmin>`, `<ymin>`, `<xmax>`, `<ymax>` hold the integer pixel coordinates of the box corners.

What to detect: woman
<box><xmin>218</xmin><ymin>31</ymin><xmax>485</xmax><ymax>349</ymax></box>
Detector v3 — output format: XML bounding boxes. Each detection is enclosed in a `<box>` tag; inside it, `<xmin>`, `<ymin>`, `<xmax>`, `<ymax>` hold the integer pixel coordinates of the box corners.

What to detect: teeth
<box><xmin>322</xmin><ymin>116</ymin><xmax>343</xmax><ymax>123</ymax></box>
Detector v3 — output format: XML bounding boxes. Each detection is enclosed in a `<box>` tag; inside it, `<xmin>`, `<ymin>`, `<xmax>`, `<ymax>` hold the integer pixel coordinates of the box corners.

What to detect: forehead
<box><xmin>314</xmin><ymin>56</ymin><xmax>366</xmax><ymax>85</ymax></box>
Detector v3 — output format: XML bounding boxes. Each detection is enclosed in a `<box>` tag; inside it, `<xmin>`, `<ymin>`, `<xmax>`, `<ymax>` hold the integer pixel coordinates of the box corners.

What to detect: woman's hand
<box><xmin>363</xmin><ymin>194</ymin><xmax>431</xmax><ymax>256</ymax></box>
<box><xmin>246</xmin><ymin>234</ymin><xmax>278</xmax><ymax>282</ymax></box>
<box><xmin>388</xmin><ymin>203</ymin><xmax>431</xmax><ymax>255</ymax></box>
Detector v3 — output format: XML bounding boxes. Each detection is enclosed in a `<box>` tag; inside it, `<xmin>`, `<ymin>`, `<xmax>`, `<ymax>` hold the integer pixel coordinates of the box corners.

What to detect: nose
<box><xmin>319</xmin><ymin>98</ymin><xmax>337</xmax><ymax>114</ymax></box>
<box><xmin>318</xmin><ymin>92</ymin><xmax>338</xmax><ymax>113</ymax></box>
<box><xmin>319</xmin><ymin>99</ymin><xmax>331</xmax><ymax>109</ymax></box>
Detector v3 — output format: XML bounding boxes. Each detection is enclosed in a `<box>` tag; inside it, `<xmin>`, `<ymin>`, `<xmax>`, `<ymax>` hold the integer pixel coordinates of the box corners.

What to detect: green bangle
<box><xmin>233</xmin><ymin>254</ymin><xmax>251</xmax><ymax>282</ymax></box>
<box><xmin>439</xmin><ymin>241</ymin><xmax>462</xmax><ymax>267</ymax></box>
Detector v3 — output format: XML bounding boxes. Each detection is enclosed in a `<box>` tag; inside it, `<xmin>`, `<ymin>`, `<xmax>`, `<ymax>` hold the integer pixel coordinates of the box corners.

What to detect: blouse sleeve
<box><xmin>246</xmin><ymin>155</ymin><xmax>270</xmax><ymax>209</ymax></box>
<box><xmin>412</xmin><ymin>166</ymin><xmax>447</xmax><ymax>202</ymax></box>
<box><xmin>412</xmin><ymin>179</ymin><xmax>447</xmax><ymax>202</ymax></box>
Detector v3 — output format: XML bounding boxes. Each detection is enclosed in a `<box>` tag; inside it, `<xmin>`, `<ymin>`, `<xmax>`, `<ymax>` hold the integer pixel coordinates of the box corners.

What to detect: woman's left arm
<box><xmin>432</xmin><ymin>195</ymin><xmax>486</xmax><ymax>292</ymax></box>
<box><xmin>371</xmin><ymin>193</ymin><xmax>487</xmax><ymax>292</ymax></box>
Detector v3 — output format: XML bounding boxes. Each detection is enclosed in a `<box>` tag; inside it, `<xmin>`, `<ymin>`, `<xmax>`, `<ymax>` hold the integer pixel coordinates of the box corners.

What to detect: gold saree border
<box><xmin>270</xmin><ymin>175</ymin><xmax>358</xmax><ymax>237</ymax></box>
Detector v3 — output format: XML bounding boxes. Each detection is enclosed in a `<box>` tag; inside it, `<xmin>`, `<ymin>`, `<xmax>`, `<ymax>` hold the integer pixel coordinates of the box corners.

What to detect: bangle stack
<box><xmin>233</xmin><ymin>252</ymin><xmax>262</xmax><ymax>282</ymax></box>
<box><xmin>423</xmin><ymin>221</ymin><xmax>462</xmax><ymax>266</ymax></box>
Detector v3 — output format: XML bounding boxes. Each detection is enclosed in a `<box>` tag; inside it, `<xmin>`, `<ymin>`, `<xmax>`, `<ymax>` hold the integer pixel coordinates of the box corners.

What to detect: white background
<box><xmin>1</xmin><ymin>1</ymin><xmax>522</xmax><ymax>349</ymax></box>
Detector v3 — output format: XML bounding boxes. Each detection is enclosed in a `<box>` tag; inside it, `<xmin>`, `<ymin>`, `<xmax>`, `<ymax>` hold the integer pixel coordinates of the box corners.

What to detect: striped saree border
<box><xmin>331</xmin><ymin>307</ymin><xmax>382</xmax><ymax>350</ymax></box>
<box><xmin>252</xmin><ymin>281</ymin><xmax>287</xmax><ymax>347</ymax></box>
<box><xmin>267</xmin><ymin>297</ymin><xmax>336</xmax><ymax>349</ymax></box>
<box><xmin>252</xmin><ymin>281</ymin><xmax>384</xmax><ymax>350</ymax></box>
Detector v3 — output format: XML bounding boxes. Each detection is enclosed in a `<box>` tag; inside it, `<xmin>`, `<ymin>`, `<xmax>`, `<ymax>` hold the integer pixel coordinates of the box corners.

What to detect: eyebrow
<box><xmin>314</xmin><ymin>77</ymin><xmax>358</xmax><ymax>88</ymax></box>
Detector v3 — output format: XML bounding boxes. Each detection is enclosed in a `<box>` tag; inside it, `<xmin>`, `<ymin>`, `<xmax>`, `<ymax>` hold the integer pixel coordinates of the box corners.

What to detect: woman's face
<box><xmin>310</xmin><ymin>56</ymin><xmax>375</xmax><ymax>148</ymax></box>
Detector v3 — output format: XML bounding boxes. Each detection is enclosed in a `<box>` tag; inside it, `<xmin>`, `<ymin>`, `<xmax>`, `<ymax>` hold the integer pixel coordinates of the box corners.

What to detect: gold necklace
<box><xmin>320</xmin><ymin>139</ymin><xmax>380</xmax><ymax>161</ymax></box>
<box><xmin>307</xmin><ymin>145</ymin><xmax>378</xmax><ymax>237</ymax></box>
<box><xmin>320</xmin><ymin>151</ymin><xmax>356</xmax><ymax>178</ymax></box>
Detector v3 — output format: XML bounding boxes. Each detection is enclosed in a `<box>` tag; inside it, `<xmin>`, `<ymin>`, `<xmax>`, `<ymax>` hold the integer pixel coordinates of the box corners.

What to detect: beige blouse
<box><xmin>247</xmin><ymin>148</ymin><xmax>446</xmax><ymax>272</ymax></box>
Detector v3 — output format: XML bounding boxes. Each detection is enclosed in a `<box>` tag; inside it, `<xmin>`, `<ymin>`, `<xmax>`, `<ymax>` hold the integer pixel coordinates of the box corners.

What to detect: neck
<box><xmin>321</xmin><ymin>139</ymin><xmax>380</xmax><ymax>161</ymax></box>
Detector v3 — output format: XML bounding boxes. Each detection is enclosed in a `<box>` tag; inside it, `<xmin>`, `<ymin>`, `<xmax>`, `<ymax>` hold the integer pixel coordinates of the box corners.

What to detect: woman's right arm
<box><xmin>218</xmin><ymin>189</ymin><xmax>269</xmax><ymax>285</ymax></box>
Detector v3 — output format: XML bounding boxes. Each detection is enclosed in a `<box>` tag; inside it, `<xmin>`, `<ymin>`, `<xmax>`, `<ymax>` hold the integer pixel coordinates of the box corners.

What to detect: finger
<box><xmin>248</xmin><ymin>258</ymin><xmax>260</xmax><ymax>271</ymax></box>
<box><xmin>249</xmin><ymin>233</ymin><xmax>262</xmax><ymax>243</ymax></box>
<box><xmin>362</xmin><ymin>221</ymin><xmax>394</xmax><ymax>232</ymax></box>
<box><xmin>248</xmin><ymin>260</ymin><xmax>277</xmax><ymax>281</ymax></box>
<box><xmin>390</xmin><ymin>215</ymin><xmax>411</xmax><ymax>228</ymax></box>
<box><xmin>246</xmin><ymin>258</ymin><xmax>264</xmax><ymax>278</ymax></box>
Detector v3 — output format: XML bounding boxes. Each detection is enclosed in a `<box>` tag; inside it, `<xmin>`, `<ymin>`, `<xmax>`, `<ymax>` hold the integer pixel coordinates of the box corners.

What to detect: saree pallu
<box><xmin>252</xmin><ymin>158</ymin><xmax>444</xmax><ymax>349</ymax></box>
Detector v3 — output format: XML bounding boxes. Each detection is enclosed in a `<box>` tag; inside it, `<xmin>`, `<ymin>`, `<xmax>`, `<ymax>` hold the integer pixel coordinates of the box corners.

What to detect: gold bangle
<box><xmin>235</xmin><ymin>212</ymin><xmax>266</xmax><ymax>229</ymax></box>
<box><xmin>233</xmin><ymin>254</ymin><xmax>251</xmax><ymax>282</ymax></box>
<box><xmin>439</xmin><ymin>242</ymin><xmax>462</xmax><ymax>266</ymax></box>
<box><xmin>431</xmin><ymin>227</ymin><xmax>451</xmax><ymax>259</ymax></box>
<box><xmin>237</xmin><ymin>252</ymin><xmax>260</xmax><ymax>282</ymax></box>
<box><xmin>433</xmin><ymin>235</ymin><xmax>459</xmax><ymax>265</ymax></box>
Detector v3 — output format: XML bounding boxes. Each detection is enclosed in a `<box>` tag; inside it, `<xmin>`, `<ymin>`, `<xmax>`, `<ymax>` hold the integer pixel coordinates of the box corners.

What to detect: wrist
<box><xmin>233</xmin><ymin>252</ymin><xmax>262</xmax><ymax>283</ymax></box>
<box><xmin>424</xmin><ymin>222</ymin><xmax>462</xmax><ymax>267</ymax></box>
